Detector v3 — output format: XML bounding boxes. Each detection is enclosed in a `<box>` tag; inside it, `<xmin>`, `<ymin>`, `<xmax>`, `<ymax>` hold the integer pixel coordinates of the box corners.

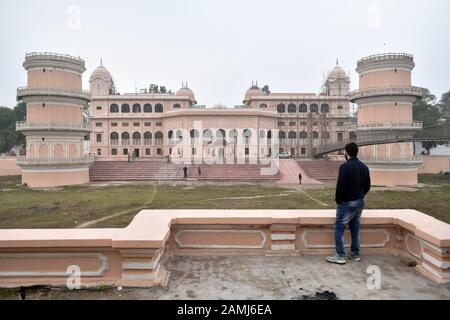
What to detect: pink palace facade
<box><xmin>88</xmin><ymin>62</ymin><xmax>351</xmax><ymax>162</ymax></box>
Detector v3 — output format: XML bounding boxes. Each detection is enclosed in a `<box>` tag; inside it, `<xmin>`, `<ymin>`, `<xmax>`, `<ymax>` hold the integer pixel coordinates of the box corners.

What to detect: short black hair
<box><xmin>345</xmin><ymin>142</ymin><xmax>358</xmax><ymax>157</ymax></box>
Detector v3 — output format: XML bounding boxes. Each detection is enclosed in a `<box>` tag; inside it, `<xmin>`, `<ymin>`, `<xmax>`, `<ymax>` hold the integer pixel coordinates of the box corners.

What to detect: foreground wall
<box><xmin>0</xmin><ymin>209</ymin><xmax>449</xmax><ymax>288</ymax></box>
<box><xmin>0</xmin><ymin>158</ymin><xmax>21</xmax><ymax>176</ymax></box>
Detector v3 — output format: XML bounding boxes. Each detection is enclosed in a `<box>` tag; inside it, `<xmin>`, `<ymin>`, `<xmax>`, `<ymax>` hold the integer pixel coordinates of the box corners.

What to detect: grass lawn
<box><xmin>0</xmin><ymin>174</ymin><xmax>449</xmax><ymax>229</ymax></box>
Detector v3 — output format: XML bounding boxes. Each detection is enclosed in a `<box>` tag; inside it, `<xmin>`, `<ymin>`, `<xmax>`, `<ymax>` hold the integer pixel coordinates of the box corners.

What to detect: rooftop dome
<box><xmin>176</xmin><ymin>83</ymin><xmax>196</xmax><ymax>101</ymax></box>
<box><xmin>244</xmin><ymin>83</ymin><xmax>264</xmax><ymax>101</ymax></box>
<box><xmin>328</xmin><ymin>61</ymin><xmax>348</xmax><ymax>79</ymax></box>
<box><xmin>89</xmin><ymin>61</ymin><xmax>113</xmax><ymax>82</ymax></box>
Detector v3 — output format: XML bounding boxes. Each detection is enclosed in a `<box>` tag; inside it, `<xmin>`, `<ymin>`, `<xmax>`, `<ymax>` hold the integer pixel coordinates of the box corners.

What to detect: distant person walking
<box><xmin>298</xmin><ymin>172</ymin><xmax>302</xmax><ymax>185</ymax></box>
<box><xmin>183</xmin><ymin>166</ymin><xmax>188</xmax><ymax>178</ymax></box>
<box><xmin>198</xmin><ymin>165</ymin><xmax>202</xmax><ymax>176</ymax></box>
<box><xmin>327</xmin><ymin>142</ymin><xmax>371</xmax><ymax>265</ymax></box>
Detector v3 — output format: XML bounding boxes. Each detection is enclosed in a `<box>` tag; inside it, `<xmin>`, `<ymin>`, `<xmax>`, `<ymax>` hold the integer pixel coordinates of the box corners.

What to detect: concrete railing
<box><xmin>0</xmin><ymin>209</ymin><xmax>448</xmax><ymax>288</ymax></box>
<box><xmin>17</xmin><ymin>86</ymin><xmax>91</xmax><ymax>101</ymax></box>
<box><xmin>16</xmin><ymin>121</ymin><xmax>90</xmax><ymax>132</ymax></box>
<box><xmin>349</xmin><ymin>86</ymin><xmax>423</xmax><ymax>101</ymax></box>
<box><xmin>357</xmin><ymin>121</ymin><xmax>423</xmax><ymax>131</ymax></box>
<box><xmin>16</xmin><ymin>155</ymin><xmax>94</xmax><ymax>165</ymax></box>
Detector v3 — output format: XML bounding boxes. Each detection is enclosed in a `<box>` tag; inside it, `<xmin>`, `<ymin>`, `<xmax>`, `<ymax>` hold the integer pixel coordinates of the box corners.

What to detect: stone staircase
<box><xmin>89</xmin><ymin>161</ymin><xmax>279</xmax><ymax>182</ymax></box>
<box><xmin>296</xmin><ymin>160</ymin><xmax>344</xmax><ymax>181</ymax></box>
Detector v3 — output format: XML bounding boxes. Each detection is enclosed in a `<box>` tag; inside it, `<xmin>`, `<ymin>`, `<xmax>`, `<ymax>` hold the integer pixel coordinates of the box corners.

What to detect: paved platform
<box><xmin>4</xmin><ymin>255</ymin><xmax>449</xmax><ymax>300</ymax></box>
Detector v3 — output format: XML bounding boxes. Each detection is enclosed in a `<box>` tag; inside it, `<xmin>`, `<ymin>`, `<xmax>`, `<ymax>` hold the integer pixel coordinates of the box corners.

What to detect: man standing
<box><xmin>327</xmin><ymin>142</ymin><xmax>371</xmax><ymax>264</ymax></box>
<box><xmin>298</xmin><ymin>172</ymin><xmax>302</xmax><ymax>185</ymax></box>
<box><xmin>183</xmin><ymin>166</ymin><xmax>188</xmax><ymax>179</ymax></box>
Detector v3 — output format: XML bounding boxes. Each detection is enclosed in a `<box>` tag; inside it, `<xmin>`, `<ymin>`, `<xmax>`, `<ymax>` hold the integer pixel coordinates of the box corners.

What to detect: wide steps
<box><xmin>89</xmin><ymin>161</ymin><xmax>279</xmax><ymax>182</ymax></box>
<box><xmin>296</xmin><ymin>160</ymin><xmax>344</xmax><ymax>181</ymax></box>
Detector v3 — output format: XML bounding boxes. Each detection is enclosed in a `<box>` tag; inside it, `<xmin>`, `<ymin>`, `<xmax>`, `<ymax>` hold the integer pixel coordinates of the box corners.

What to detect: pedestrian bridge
<box><xmin>313</xmin><ymin>123</ymin><xmax>450</xmax><ymax>158</ymax></box>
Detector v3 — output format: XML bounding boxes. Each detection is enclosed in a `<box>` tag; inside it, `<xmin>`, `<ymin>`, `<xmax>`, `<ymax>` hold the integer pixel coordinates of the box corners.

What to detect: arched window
<box><xmin>216</xmin><ymin>129</ymin><xmax>225</xmax><ymax>139</ymax></box>
<box><xmin>324</xmin><ymin>132</ymin><xmax>330</xmax><ymax>139</ymax></box>
<box><xmin>229</xmin><ymin>129</ymin><xmax>238</xmax><ymax>142</ymax></box>
<box><xmin>168</xmin><ymin>130</ymin><xmax>174</xmax><ymax>139</ymax></box>
<box><xmin>259</xmin><ymin>130</ymin><xmax>265</xmax><ymax>139</ymax></box>
<box><xmin>350</xmin><ymin>132</ymin><xmax>357</xmax><ymax>140</ymax></box>
<box><xmin>267</xmin><ymin>130</ymin><xmax>272</xmax><ymax>139</ymax></box>
<box><xmin>288</xmin><ymin>131</ymin><xmax>296</xmax><ymax>139</ymax></box>
<box><xmin>173</xmin><ymin>103</ymin><xmax>181</xmax><ymax>109</ymax></box>
<box><xmin>279</xmin><ymin>131</ymin><xmax>286</xmax><ymax>139</ymax></box>
<box><xmin>288</xmin><ymin>104</ymin><xmax>297</xmax><ymax>113</ymax></box>
<box><xmin>313</xmin><ymin>131</ymin><xmax>319</xmax><ymax>139</ymax></box>
<box><xmin>259</xmin><ymin>104</ymin><xmax>268</xmax><ymax>109</ymax></box>
<box><xmin>299</xmin><ymin>104</ymin><xmax>307</xmax><ymax>113</ymax></box>
<box><xmin>320</xmin><ymin>104</ymin><xmax>330</xmax><ymax>113</ymax></box>
<box><xmin>121</xmin><ymin>104</ymin><xmax>130</xmax><ymax>113</ymax></box>
<box><xmin>277</xmin><ymin>103</ymin><xmax>286</xmax><ymax>113</ymax></box>
<box><xmin>144</xmin><ymin>132</ymin><xmax>152</xmax><ymax>140</ymax></box>
<box><xmin>203</xmin><ymin>129</ymin><xmax>213</xmax><ymax>143</ymax></box>
<box><xmin>190</xmin><ymin>129</ymin><xmax>199</xmax><ymax>138</ymax></box>
<box><xmin>110</xmin><ymin>132</ymin><xmax>119</xmax><ymax>140</ymax></box>
<box><xmin>110</xmin><ymin>104</ymin><xmax>119</xmax><ymax>113</ymax></box>
<box><xmin>155</xmin><ymin>131</ymin><xmax>163</xmax><ymax>139</ymax></box>
<box><xmin>132</xmin><ymin>103</ymin><xmax>141</xmax><ymax>113</ymax></box>
<box><xmin>299</xmin><ymin>131</ymin><xmax>307</xmax><ymax>139</ymax></box>
<box><xmin>121</xmin><ymin>132</ymin><xmax>130</xmax><ymax>140</ymax></box>
<box><xmin>132</xmin><ymin>132</ymin><xmax>141</xmax><ymax>144</ymax></box>
<box><xmin>310</xmin><ymin>104</ymin><xmax>318</xmax><ymax>113</ymax></box>
<box><xmin>155</xmin><ymin>103</ymin><xmax>163</xmax><ymax>113</ymax></box>
<box><xmin>243</xmin><ymin>129</ymin><xmax>252</xmax><ymax>144</ymax></box>
<box><xmin>144</xmin><ymin>104</ymin><xmax>152</xmax><ymax>113</ymax></box>
<box><xmin>176</xmin><ymin>129</ymin><xmax>182</xmax><ymax>140</ymax></box>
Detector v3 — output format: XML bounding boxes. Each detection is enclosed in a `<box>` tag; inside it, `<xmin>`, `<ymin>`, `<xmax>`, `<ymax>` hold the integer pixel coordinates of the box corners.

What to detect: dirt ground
<box><xmin>3</xmin><ymin>255</ymin><xmax>449</xmax><ymax>300</ymax></box>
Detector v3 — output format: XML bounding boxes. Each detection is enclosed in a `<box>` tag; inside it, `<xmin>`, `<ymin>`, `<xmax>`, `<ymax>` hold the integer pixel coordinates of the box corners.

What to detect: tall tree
<box><xmin>413</xmin><ymin>88</ymin><xmax>441</xmax><ymax>127</ymax></box>
<box><xmin>0</xmin><ymin>102</ymin><xmax>26</xmax><ymax>153</ymax></box>
<box><xmin>261</xmin><ymin>85</ymin><xmax>270</xmax><ymax>95</ymax></box>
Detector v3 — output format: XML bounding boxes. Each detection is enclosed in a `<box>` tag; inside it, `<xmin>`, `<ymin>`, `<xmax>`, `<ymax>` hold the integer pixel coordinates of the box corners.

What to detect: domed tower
<box><xmin>16</xmin><ymin>52</ymin><xmax>92</xmax><ymax>188</ymax></box>
<box><xmin>323</xmin><ymin>61</ymin><xmax>350</xmax><ymax>96</ymax></box>
<box><xmin>243</xmin><ymin>82</ymin><xmax>264</xmax><ymax>104</ymax></box>
<box><xmin>175</xmin><ymin>83</ymin><xmax>197</xmax><ymax>104</ymax></box>
<box><xmin>350</xmin><ymin>53</ymin><xmax>423</xmax><ymax>186</ymax></box>
<box><xmin>89</xmin><ymin>60</ymin><xmax>116</xmax><ymax>96</ymax></box>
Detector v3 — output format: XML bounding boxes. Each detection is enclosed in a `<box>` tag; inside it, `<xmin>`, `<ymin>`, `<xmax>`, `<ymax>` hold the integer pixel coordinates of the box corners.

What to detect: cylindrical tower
<box><xmin>350</xmin><ymin>53</ymin><xmax>423</xmax><ymax>186</ymax></box>
<box><xmin>16</xmin><ymin>52</ymin><xmax>93</xmax><ymax>187</ymax></box>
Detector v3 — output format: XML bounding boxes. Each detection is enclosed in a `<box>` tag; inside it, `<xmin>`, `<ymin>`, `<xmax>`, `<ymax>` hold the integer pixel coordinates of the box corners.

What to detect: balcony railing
<box><xmin>122</xmin><ymin>139</ymin><xmax>130</xmax><ymax>146</ymax></box>
<box><xmin>349</xmin><ymin>86</ymin><xmax>423</xmax><ymax>101</ymax></box>
<box><xmin>110</xmin><ymin>139</ymin><xmax>119</xmax><ymax>146</ymax></box>
<box><xmin>155</xmin><ymin>139</ymin><xmax>163</xmax><ymax>146</ymax></box>
<box><xmin>25</xmin><ymin>52</ymin><xmax>85</xmax><ymax>64</ymax></box>
<box><xmin>357</xmin><ymin>53</ymin><xmax>414</xmax><ymax>67</ymax></box>
<box><xmin>357</xmin><ymin>121</ymin><xmax>423</xmax><ymax>131</ymax></box>
<box><xmin>17</xmin><ymin>155</ymin><xmax>94</xmax><ymax>165</ymax></box>
<box><xmin>144</xmin><ymin>139</ymin><xmax>152</xmax><ymax>146</ymax></box>
<box><xmin>16</xmin><ymin>121</ymin><xmax>90</xmax><ymax>132</ymax></box>
<box><xmin>132</xmin><ymin>139</ymin><xmax>141</xmax><ymax>145</ymax></box>
<box><xmin>17</xmin><ymin>86</ymin><xmax>91</xmax><ymax>101</ymax></box>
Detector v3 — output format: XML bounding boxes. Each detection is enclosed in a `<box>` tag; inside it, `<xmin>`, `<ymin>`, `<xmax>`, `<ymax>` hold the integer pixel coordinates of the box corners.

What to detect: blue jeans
<box><xmin>334</xmin><ymin>198</ymin><xmax>364</xmax><ymax>256</ymax></box>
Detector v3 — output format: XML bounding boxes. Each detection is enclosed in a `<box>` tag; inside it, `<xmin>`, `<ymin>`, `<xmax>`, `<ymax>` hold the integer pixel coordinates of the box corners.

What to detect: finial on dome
<box><xmin>100</xmin><ymin>58</ymin><xmax>103</xmax><ymax>66</ymax></box>
<box><xmin>336</xmin><ymin>58</ymin><xmax>339</xmax><ymax>66</ymax></box>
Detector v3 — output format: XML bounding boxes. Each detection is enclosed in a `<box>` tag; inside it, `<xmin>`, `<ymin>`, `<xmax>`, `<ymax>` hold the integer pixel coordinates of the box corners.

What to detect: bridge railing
<box><xmin>357</xmin><ymin>121</ymin><xmax>422</xmax><ymax>131</ymax></box>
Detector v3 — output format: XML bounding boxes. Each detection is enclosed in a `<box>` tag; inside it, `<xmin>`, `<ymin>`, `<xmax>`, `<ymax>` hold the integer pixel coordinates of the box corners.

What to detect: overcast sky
<box><xmin>1</xmin><ymin>0</ymin><xmax>449</xmax><ymax>108</ymax></box>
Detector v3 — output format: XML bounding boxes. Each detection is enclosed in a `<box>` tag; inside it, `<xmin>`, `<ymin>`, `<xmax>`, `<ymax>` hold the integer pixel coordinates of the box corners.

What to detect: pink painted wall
<box><xmin>418</xmin><ymin>156</ymin><xmax>450</xmax><ymax>174</ymax></box>
<box><xmin>0</xmin><ymin>158</ymin><xmax>21</xmax><ymax>176</ymax></box>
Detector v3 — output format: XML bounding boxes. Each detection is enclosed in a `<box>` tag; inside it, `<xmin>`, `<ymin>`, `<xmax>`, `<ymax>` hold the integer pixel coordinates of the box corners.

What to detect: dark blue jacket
<box><xmin>335</xmin><ymin>157</ymin><xmax>371</xmax><ymax>204</ymax></box>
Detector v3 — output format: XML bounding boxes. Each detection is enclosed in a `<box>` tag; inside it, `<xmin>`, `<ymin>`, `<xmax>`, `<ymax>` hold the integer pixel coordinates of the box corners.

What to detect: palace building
<box><xmin>89</xmin><ymin>61</ymin><xmax>351</xmax><ymax>162</ymax></box>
